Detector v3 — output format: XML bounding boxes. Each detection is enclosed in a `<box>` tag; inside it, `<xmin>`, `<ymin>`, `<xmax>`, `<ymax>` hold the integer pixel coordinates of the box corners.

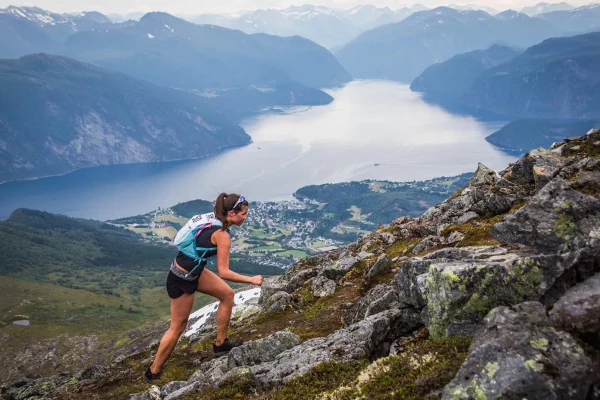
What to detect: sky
<box><xmin>0</xmin><ymin>0</ymin><xmax>593</xmax><ymax>15</ymax></box>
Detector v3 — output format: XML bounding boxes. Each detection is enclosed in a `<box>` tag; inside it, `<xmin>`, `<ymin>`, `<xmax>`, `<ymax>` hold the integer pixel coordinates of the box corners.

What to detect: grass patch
<box><xmin>385</xmin><ymin>239</ymin><xmax>421</xmax><ymax>258</ymax></box>
<box><xmin>278</xmin><ymin>250</ymin><xmax>309</xmax><ymax>258</ymax></box>
<box><xmin>340</xmin><ymin>336</ymin><xmax>472</xmax><ymax>400</ymax></box>
<box><xmin>442</xmin><ymin>216</ymin><xmax>505</xmax><ymax>247</ymax></box>
<box><xmin>275</xmin><ymin>360</ymin><xmax>369</xmax><ymax>400</ymax></box>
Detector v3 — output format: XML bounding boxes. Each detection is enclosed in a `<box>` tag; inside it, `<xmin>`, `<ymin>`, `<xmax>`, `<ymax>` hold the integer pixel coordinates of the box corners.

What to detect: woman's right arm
<box><xmin>214</xmin><ymin>230</ymin><xmax>263</xmax><ymax>285</ymax></box>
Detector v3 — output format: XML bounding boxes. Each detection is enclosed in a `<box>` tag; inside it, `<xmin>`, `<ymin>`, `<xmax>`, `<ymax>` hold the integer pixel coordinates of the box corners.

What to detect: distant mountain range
<box><xmin>520</xmin><ymin>2</ymin><xmax>574</xmax><ymax>16</ymax></box>
<box><xmin>410</xmin><ymin>44</ymin><xmax>521</xmax><ymax>99</ymax></box>
<box><xmin>411</xmin><ymin>30</ymin><xmax>600</xmax><ymax>120</ymax></box>
<box><xmin>335</xmin><ymin>4</ymin><xmax>600</xmax><ymax>83</ymax></box>
<box><xmin>536</xmin><ymin>3</ymin><xmax>600</xmax><ymax>33</ymax></box>
<box><xmin>183</xmin><ymin>4</ymin><xmax>429</xmax><ymax>49</ymax></box>
<box><xmin>0</xmin><ymin>54</ymin><xmax>250</xmax><ymax>183</ymax></box>
<box><xmin>0</xmin><ymin>6</ymin><xmax>111</xmax><ymax>57</ymax></box>
<box><xmin>0</xmin><ymin>7</ymin><xmax>346</xmax><ymax>120</ymax></box>
<box><xmin>463</xmin><ymin>31</ymin><xmax>600</xmax><ymax>119</ymax></box>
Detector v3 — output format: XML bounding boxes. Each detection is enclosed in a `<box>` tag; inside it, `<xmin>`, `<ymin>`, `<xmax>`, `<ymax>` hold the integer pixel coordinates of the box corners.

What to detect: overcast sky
<box><xmin>0</xmin><ymin>0</ymin><xmax>593</xmax><ymax>15</ymax></box>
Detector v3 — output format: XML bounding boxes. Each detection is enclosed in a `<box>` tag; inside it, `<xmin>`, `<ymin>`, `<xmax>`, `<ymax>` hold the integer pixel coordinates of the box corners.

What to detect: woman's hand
<box><xmin>249</xmin><ymin>275</ymin><xmax>263</xmax><ymax>286</ymax></box>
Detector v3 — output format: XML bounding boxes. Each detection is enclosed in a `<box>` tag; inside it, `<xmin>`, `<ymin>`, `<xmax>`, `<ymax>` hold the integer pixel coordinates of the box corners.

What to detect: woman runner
<box><xmin>144</xmin><ymin>193</ymin><xmax>263</xmax><ymax>382</ymax></box>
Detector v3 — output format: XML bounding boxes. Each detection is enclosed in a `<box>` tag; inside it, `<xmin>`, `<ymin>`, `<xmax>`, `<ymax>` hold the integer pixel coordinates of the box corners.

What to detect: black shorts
<box><xmin>166</xmin><ymin>270</ymin><xmax>202</xmax><ymax>299</ymax></box>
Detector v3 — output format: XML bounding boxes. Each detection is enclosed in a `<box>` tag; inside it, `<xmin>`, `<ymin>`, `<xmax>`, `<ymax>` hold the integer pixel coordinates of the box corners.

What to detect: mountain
<box><xmin>0</xmin><ymin>5</ymin><xmax>111</xmax><ymax>51</ymax></box>
<box><xmin>335</xmin><ymin>6</ymin><xmax>564</xmax><ymax>82</ymax></box>
<box><xmin>341</xmin><ymin>5</ymin><xmax>404</xmax><ymax>30</ymax></box>
<box><xmin>5</xmin><ymin>129</ymin><xmax>599</xmax><ymax>400</ymax></box>
<box><xmin>0</xmin><ymin>54</ymin><xmax>251</xmax><ymax>183</ymax></box>
<box><xmin>537</xmin><ymin>3</ymin><xmax>600</xmax><ymax>33</ymax></box>
<box><xmin>486</xmin><ymin>119</ymin><xmax>597</xmax><ymax>153</ymax></box>
<box><xmin>226</xmin><ymin>5</ymin><xmax>361</xmax><ymax>50</ymax></box>
<box><xmin>410</xmin><ymin>44</ymin><xmax>521</xmax><ymax>99</ymax></box>
<box><xmin>521</xmin><ymin>1</ymin><xmax>574</xmax><ymax>16</ymax></box>
<box><xmin>185</xmin><ymin>5</ymin><xmax>425</xmax><ymax>50</ymax></box>
<box><xmin>59</xmin><ymin>12</ymin><xmax>346</xmax><ymax>118</ymax></box>
<box><xmin>448</xmin><ymin>3</ymin><xmax>498</xmax><ymax>13</ymax></box>
<box><xmin>463</xmin><ymin>31</ymin><xmax>600</xmax><ymax>119</ymax></box>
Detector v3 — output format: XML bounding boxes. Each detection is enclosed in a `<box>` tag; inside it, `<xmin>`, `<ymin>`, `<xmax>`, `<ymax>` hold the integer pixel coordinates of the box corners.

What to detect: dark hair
<box><xmin>214</xmin><ymin>193</ymin><xmax>248</xmax><ymax>228</ymax></box>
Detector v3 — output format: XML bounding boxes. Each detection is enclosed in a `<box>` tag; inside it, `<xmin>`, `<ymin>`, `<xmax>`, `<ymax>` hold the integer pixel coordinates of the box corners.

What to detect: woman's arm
<box><xmin>214</xmin><ymin>230</ymin><xmax>262</xmax><ymax>285</ymax></box>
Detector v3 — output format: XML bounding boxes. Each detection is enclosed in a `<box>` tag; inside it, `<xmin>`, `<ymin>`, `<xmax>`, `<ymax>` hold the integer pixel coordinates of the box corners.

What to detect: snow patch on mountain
<box><xmin>184</xmin><ymin>287</ymin><xmax>261</xmax><ymax>337</ymax></box>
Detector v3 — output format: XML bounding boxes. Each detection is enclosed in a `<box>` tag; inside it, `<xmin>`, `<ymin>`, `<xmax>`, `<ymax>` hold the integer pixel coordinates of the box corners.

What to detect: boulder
<box><xmin>365</xmin><ymin>254</ymin><xmax>393</xmax><ymax>281</ymax></box>
<box><xmin>188</xmin><ymin>331</ymin><xmax>301</xmax><ymax>388</ymax></box>
<box><xmin>491</xmin><ymin>178</ymin><xmax>600</xmax><ymax>254</ymax></box>
<box><xmin>160</xmin><ymin>381</ymin><xmax>188</xmax><ymax>398</ymax></box>
<box><xmin>442</xmin><ymin>302</ymin><xmax>597</xmax><ymax>400</ymax></box>
<box><xmin>342</xmin><ymin>284</ymin><xmax>399</xmax><ymax>326</ymax></box>
<box><xmin>322</xmin><ymin>253</ymin><xmax>359</xmax><ymax>281</ymax></box>
<box><xmin>163</xmin><ymin>382</ymin><xmax>199</xmax><ymax>400</ymax></box>
<box><xmin>550</xmin><ymin>272</ymin><xmax>600</xmax><ymax>349</ymax></box>
<box><xmin>311</xmin><ymin>275</ymin><xmax>336</xmax><ymax>298</ymax></box>
<box><xmin>263</xmin><ymin>291</ymin><xmax>293</xmax><ymax>312</ymax></box>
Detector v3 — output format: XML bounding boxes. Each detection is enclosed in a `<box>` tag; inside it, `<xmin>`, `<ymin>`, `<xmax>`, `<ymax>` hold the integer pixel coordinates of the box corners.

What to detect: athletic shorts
<box><xmin>166</xmin><ymin>269</ymin><xmax>202</xmax><ymax>299</ymax></box>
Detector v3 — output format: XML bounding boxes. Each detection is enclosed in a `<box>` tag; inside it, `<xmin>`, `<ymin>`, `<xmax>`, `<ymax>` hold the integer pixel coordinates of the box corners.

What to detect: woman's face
<box><xmin>229</xmin><ymin>205</ymin><xmax>249</xmax><ymax>226</ymax></box>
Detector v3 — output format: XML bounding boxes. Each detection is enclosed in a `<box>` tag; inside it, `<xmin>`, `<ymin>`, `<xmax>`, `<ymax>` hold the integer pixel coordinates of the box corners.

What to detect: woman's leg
<box><xmin>150</xmin><ymin>292</ymin><xmax>194</xmax><ymax>374</ymax></box>
<box><xmin>196</xmin><ymin>268</ymin><xmax>235</xmax><ymax>345</ymax></box>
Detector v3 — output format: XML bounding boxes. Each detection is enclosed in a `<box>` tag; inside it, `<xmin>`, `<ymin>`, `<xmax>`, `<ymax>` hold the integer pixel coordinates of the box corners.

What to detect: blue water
<box><xmin>0</xmin><ymin>81</ymin><xmax>517</xmax><ymax>221</ymax></box>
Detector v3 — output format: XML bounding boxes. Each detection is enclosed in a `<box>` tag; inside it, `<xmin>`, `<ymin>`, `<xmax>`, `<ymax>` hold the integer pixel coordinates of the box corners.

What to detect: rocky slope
<box><xmin>2</xmin><ymin>130</ymin><xmax>599</xmax><ymax>399</ymax></box>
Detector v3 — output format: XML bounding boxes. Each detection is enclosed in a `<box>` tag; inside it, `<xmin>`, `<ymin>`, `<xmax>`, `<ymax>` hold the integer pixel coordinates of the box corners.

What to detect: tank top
<box><xmin>175</xmin><ymin>225</ymin><xmax>221</xmax><ymax>272</ymax></box>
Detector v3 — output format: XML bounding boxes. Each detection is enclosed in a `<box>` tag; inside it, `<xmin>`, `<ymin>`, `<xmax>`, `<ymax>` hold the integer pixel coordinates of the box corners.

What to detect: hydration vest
<box><xmin>173</xmin><ymin>212</ymin><xmax>224</xmax><ymax>277</ymax></box>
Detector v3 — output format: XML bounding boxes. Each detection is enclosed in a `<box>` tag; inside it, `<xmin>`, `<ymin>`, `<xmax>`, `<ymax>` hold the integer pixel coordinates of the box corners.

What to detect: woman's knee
<box><xmin>171</xmin><ymin>318</ymin><xmax>189</xmax><ymax>334</ymax></box>
<box><xmin>221</xmin><ymin>288</ymin><xmax>235</xmax><ymax>304</ymax></box>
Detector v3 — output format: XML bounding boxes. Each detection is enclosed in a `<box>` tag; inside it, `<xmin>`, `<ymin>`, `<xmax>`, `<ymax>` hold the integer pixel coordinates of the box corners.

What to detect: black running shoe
<box><xmin>143</xmin><ymin>367</ymin><xmax>163</xmax><ymax>383</ymax></box>
<box><xmin>213</xmin><ymin>338</ymin><xmax>243</xmax><ymax>357</ymax></box>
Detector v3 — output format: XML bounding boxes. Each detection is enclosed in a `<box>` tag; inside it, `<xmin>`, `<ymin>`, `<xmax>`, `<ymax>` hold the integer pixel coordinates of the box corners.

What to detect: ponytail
<box><xmin>214</xmin><ymin>193</ymin><xmax>248</xmax><ymax>229</ymax></box>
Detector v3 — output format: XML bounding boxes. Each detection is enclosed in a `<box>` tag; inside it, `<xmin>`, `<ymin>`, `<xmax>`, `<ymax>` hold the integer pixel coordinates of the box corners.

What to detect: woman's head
<box><xmin>214</xmin><ymin>193</ymin><xmax>249</xmax><ymax>228</ymax></box>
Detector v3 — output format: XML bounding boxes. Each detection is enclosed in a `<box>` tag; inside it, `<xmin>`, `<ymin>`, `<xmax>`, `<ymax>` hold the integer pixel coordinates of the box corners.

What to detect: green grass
<box><xmin>278</xmin><ymin>250</ymin><xmax>309</xmax><ymax>258</ymax></box>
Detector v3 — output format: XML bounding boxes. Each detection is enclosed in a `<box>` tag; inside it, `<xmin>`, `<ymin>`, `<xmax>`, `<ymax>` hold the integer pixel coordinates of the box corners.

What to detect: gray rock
<box><xmin>342</xmin><ymin>284</ymin><xmax>399</xmax><ymax>326</ymax></box>
<box><xmin>130</xmin><ymin>385</ymin><xmax>161</xmax><ymax>400</ymax></box>
<box><xmin>492</xmin><ymin>178</ymin><xmax>600</xmax><ymax>254</ymax></box>
<box><xmin>365</xmin><ymin>254</ymin><xmax>392</xmax><ymax>281</ymax></box>
<box><xmin>444</xmin><ymin>230</ymin><xmax>465</xmax><ymax>244</ymax></box>
<box><xmin>163</xmin><ymin>382</ymin><xmax>199</xmax><ymax>400</ymax></box>
<box><xmin>264</xmin><ymin>291</ymin><xmax>293</xmax><ymax>312</ymax></box>
<box><xmin>469</xmin><ymin>163</ymin><xmax>501</xmax><ymax>187</ymax></box>
<box><xmin>322</xmin><ymin>254</ymin><xmax>359</xmax><ymax>281</ymax></box>
<box><xmin>188</xmin><ymin>331</ymin><xmax>301</xmax><ymax>388</ymax></box>
<box><xmin>259</xmin><ymin>268</ymin><xmax>319</xmax><ymax>305</ymax></box>
<box><xmin>247</xmin><ymin>308</ymin><xmax>421</xmax><ymax>390</ymax></box>
<box><xmin>411</xmin><ymin>235</ymin><xmax>440</xmax><ymax>255</ymax></box>
<box><xmin>396</xmin><ymin>246</ymin><xmax>509</xmax><ymax>310</ymax></box>
<box><xmin>228</xmin><ymin>331</ymin><xmax>301</xmax><ymax>368</ymax></box>
<box><xmin>456</xmin><ymin>211</ymin><xmax>479</xmax><ymax>225</ymax></box>
<box><xmin>507</xmin><ymin>148</ymin><xmax>567</xmax><ymax>188</ymax></box>
<box><xmin>160</xmin><ymin>381</ymin><xmax>188</xmax><ymax>398</ymax></box>
<box><xmin>358</xmin><ymin>251</ymin><xmax>375</xmax><ymax>259</ymax></box>
<box><xmin>550</xmin><ymin>272</ymin><xmax>600</xmax><ymax>347</ymax></box>
<box><xmin>311</xmin><ymin>275</ymin><xmax>336</xmax><ymax>298</ymax></box>
<box><xmin>442</xmin><ymin>302</ymin><xmax>597</xmax><ymax>400</ymax></box>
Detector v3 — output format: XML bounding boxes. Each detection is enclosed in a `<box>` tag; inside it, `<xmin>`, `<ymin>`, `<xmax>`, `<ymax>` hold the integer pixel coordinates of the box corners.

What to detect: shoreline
<box><xmin>0</xmin><ymin>141</ymin><xmax>252</xmax><ymax>186</ymax></box>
